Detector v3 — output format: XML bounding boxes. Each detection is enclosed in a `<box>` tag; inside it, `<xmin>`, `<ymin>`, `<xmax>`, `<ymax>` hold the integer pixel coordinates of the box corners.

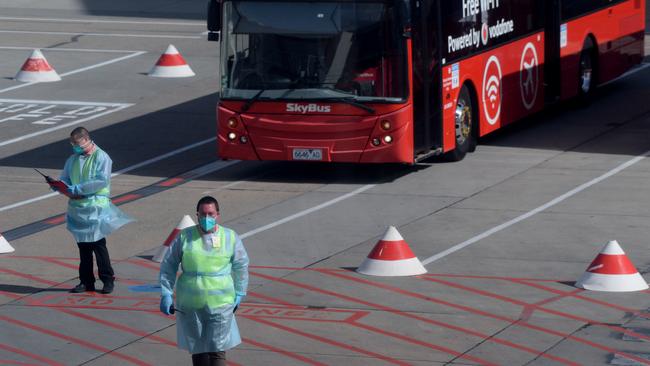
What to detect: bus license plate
<box><xmin>292</xmin><ymin>148</ymin><xmax>323</xmax><ymax>161</ymax></box>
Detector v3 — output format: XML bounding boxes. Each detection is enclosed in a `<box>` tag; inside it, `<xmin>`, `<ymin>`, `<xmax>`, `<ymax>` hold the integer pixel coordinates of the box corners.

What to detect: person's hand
<box><xmin>233</xmin><ymin>294</ymin><xmax>244</xmax><ymax>313</ymax></box>
<box><xmin>160</xmin><ymin>295</ymin><xmax>173</xmax><ymax>315</ymax></box>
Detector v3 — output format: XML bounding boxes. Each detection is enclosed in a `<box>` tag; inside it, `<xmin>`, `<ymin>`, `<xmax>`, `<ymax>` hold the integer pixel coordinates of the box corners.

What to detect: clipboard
<box><xmin>34</xmin><ymin>168</ymin><xmax>75</xmax><ymax>198</ymax></box>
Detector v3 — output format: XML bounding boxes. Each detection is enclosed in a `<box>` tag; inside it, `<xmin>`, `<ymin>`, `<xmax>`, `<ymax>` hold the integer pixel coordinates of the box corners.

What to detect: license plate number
<box><xmin>292</xmin><ymin>148</ymin><xmax>323</xmax><ymax>161</ymax></box>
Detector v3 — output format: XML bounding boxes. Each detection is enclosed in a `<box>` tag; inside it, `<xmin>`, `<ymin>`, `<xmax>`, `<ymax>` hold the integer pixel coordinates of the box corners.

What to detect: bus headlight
<box><xmin>240</xmin><ymin>135</ymin><xmax>248</xmax><ymax>143</ymax></box>
<box><xmin>371</xmin><ymin>138</ymin><xmax>381</xmax><ymax>146</ymax></box>
<box><xmin>227</xmin><ymin>132</ymin><xmax>237</xmax><ymax>141</ymax></box>
<box><xmin>383</xmin><ymin>135</ymin><xmax>393</xmax><ymax>144</ymax></box>
<box><xmin>380</xmin><ymin>120</ymin><xmax>391</xmax><ymax>130</ymax></box>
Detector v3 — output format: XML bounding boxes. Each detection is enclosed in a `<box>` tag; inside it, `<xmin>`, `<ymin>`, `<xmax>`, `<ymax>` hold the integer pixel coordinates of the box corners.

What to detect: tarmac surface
<box><xmin>1</xmin><ymin>1</ymin><xmax>649</xmax><ymax>365</ymax></box>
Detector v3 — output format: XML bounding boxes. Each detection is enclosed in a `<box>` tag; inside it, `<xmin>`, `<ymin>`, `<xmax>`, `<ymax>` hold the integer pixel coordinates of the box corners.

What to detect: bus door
<box><xmin>411</xmin><ymin>0</ymin><xmax>442</xmax><ymax>158</ymax></box>
<box><xmin>544</xmin><ymin>0</ymin><xmax>562</xmax><ymax>103</ymax></box>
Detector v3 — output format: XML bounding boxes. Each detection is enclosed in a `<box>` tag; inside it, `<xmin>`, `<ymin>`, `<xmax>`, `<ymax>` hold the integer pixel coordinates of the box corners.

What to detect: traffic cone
<box><xmin>576</xmin><ymin>240</ymin><xmax>648</xmax><ymax>292</ymax></box>
<box><xmin>15</xmin><ymin>49</ymin><xmax>61</xmax><ymax>82</ymax></box>
<box><xmin>152</xmin><ymin>215</ymin><xmax>195</xmax><ymax>262</ymax></box>
<box><xmin>357</xmin><ymin>226</ymin><xmax>427</xmax><ymax>276</ymax></box>
<box><xmin>0</xmin><ymin>233</ymin><xmax>15</xmax><ymax>254</ymax></box>
<box><xmin>148</xmin><ymin>45</ymin><xmax>195</xmax><ymax>78</ymax></box>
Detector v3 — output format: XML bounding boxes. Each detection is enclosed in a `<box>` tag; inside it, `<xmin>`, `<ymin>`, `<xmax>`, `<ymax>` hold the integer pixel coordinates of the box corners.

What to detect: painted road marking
<box><xmin>240</xmin><ymin>184</ymin><xmax>376</xmax><ymax>239</ymax></box>
<box><xmin>0</xmin><ymin>137</ymin><xmax>215</xmax><ymax>212</ymax></box>
<box><xmin>422</xmin><ymin>148</ymin><xmax>650</xmax><ymax>265</ymax></box>
<box><xmin>0</xmin><ymin>46</ymin><xmax>146</xmax><ymax>53</ymax></box>
<box><xmin>0</xmin><ymin>29</ymin><xmax>201</xmax><ymax>39</ymax></box>
<box><xmin>3</xmin><ymin>160</ymin><xmax>237</xmax><ymax>241</ymax></box>
<box><xmin>0</xmin><ymin>51</ymin><xmax>145</xmax><ymax>94</ymax></box>
<box><xmin>0</xmin><ymin>98</ymin><xmax>132</xmax><ymax>145</ymax></box>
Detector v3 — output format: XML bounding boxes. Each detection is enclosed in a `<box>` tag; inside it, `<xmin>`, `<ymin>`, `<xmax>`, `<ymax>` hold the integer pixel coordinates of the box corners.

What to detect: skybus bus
<box><xmin>207</xmin><ymin>0</ymin><xmax>645</xmax><ymax>163</ymax></box>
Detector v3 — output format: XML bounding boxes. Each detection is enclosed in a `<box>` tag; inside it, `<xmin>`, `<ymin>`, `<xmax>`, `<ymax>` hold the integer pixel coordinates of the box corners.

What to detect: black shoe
<box><xmin>100</xmin><ymin>282</ymin><xmax>114</xmax><ymax>294</ymax></box>
<box><xmin>70</xmin><ymin>283</ymin><xmax>95</xmax><ymax>293</ymax></box>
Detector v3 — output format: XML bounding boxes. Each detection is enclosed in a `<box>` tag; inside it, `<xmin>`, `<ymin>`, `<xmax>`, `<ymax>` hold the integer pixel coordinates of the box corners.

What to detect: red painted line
<box><xmin>424</xmin><ymin>276</ymin><xmax>650</xmax><ymax>343</ymax></box>
<box><xmin>0</xmin><ymin>268</ymin><xmax>59</xmax><ymax>286</ymax></box>
<box><xmin>0</xmin><ymin>359</ymin><xmax>41</xmax><ymax>366</ymax></box>
<box><xmin>318</xmin><ymin>269</ymin><xmax>650</xmax><ymax>366</ymax></box>
<box><xmin>0</xmin><ymin>343</ymin><xmax>64</xmax><ymax>366</ymax></box>
<box><xmin>350</xmin><ymin>321</ymin><xmax>500</xmax><ymax>366</ymax></box>
<box><xmin>514</xmin><ymin>279</ymin><xmax>650</xmax><ymax>319</ymax></box>
<box><xmin>252</xmin><ymin>270</ymin><xmax>576</xmax><ymax>365</ymax></box>
<box><xmin>157</xmin><ymin>177</ymin><xmax>184</xmax><ymax>187</ymax></box>
<box><xmin>0</xmin><ymin>290</ymin><xmax>21</xmax><ymax>299</ymax></box>
<box><xmin>243</xmin><ymin>316</ymin><xmax>410</xmax><ymax>366</ymax></box>
<box><xmin>34</xmin><ymin>257</ymin><xmax>78</xmax><ymax>270</ymax></box>
<box><xmin>520</xmin><ymin>288</ymin><xmax>583</xmax><ymax>320</ymax></box>
<box><xmin>112</xmin><ymin>193</ymin><xmax>142</xmax><ymax>204</ymax></box>
<box><xmin>243</xmin><ymin>338</ymin><xmax>328</xmax><ymax>366</ymax></box>
<box><xmin>0</xmin><ymin>315</ymin><xmax>151</xmax><ymax>366</ymax></box>
<box><xmin>57</xmin><ymin>308</ymin><xmax>176</xmax><ymax>346</ymax></box>
<box><xmin>44</xmin><ymin>215</ymin><xmax>66</xmax><ymax>225</ymax></box>
<box><xmin>421</xmin><ymin>273</ymin><xmax>562</xmax><ymax>282</ymax></box>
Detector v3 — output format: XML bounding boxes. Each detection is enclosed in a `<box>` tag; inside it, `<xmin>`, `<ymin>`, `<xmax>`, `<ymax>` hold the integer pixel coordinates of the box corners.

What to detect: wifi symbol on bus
<box><xmin>485</xmin><ymin>75</ymin><xmax>500</xmax><ymax>109</ymax></box>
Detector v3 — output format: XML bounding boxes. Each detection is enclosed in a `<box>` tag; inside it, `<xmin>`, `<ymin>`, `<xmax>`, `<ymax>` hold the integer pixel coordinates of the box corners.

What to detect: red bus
<box><xmin>207</xmin><ymin>0</ymin><xmax>645</xmax><ymax>163</ymax></box>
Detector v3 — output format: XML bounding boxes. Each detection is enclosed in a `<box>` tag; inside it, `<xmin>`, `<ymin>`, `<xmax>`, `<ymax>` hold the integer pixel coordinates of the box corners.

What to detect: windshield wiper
<box><xmin>319</xmin><ymin>97</ymin><xmax>375</xmax><ymax>114</ymax></box>
<box><xmin>241</xmin><ymin>89</ymin><xmax>266</xmax><ymax>112</ymax></box>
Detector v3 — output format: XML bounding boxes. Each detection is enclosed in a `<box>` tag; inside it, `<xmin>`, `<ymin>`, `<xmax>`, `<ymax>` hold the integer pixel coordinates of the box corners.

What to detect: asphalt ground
<box><xmin>1</xmin><ymin>1</ymin><xmax>649</xmax><ymax>365</ymax></box>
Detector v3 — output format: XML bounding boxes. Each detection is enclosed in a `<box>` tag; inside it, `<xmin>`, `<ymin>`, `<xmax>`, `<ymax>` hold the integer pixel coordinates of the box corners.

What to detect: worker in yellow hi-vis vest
<box><xmin>159</xmin><ymin>196</ymin><xmax>249</xmax><ymax>366</ymax></box>
<box><xmin>57</xmin><ymin>127</ymin><xmax>133</xmax><ymax>294</ymax></box>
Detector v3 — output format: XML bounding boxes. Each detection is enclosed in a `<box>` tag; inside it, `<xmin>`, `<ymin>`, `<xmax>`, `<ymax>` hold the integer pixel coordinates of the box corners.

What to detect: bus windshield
<box><xmin>220</xmin><ymin>1</ymin><xmax>407</xmax><ymax>103</ymax></box>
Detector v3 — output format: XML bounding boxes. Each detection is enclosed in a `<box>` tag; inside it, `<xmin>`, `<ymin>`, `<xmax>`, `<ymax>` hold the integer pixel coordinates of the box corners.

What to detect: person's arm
<box><xmin>69</xmin><ymin>152</ymin><xmax>111</xmax><ymax>196</ymax></box>
<box><xmin>159</xmin><ymin>233</ymin><xmax>183</xmax><ymax>297</ymax></box>
<box><xmin>59</xmin><ymin>157</ymin><xmax>73</xmax><ymax>186</ymax></box>
<box><xmin>231</xmin><ymin>232</ymin><xmax>249</xmax><ymax>296</ymax></box>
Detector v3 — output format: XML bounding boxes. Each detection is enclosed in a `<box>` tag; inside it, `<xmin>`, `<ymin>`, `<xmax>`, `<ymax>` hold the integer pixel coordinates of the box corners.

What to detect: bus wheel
<box><xmin>578</xmin><ymin>40</ymin><xmax>596</xmax><ymax>102</ymax></box>
<box><xmin>446</xmin><ymin>86</ymin><xmax>476</xmax><ymax>161</ymax></box>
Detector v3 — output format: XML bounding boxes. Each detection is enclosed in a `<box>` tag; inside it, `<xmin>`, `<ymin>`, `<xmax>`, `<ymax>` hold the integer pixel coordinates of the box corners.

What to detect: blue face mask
<box><xmin>199</xmin><ymin>216</ymin><xmax>216</xmax><ymax>232</ymax></box>
<box><xmin>72</xmin><ymin>144</ymin><xmax>85</xmax><ymax>155</ymax></box>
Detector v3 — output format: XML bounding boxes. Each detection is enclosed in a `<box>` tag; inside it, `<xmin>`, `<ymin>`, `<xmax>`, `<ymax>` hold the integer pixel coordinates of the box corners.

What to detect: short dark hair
<box><xmin>196</xmin><ymin>196</ymin><xmax>219</xmax><ymax>212</ymax></box>
<box><xmin>70</xmin><ymin>127</ymin><xmax>90</xmax><ymax>140</ymax></box>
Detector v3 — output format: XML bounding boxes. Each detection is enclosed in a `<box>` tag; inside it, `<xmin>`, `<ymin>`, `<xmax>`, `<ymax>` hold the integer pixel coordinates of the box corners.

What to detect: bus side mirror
<box><xmin>207</xmin><ymin>0</ymin><xmax>221</xmax><ymax>42</ymax></box>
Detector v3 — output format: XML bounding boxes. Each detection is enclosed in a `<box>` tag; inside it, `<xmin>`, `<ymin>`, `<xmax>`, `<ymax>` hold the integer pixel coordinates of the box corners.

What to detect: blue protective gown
<box><xmin>60</xmin><ymin>145</ymin><xmax>133</xmax><ymax>243</ymax></box>
<box><xmin>159</xmin><ymin>225</ymin><xmax>249</xmax><ymax>354</ymax></box>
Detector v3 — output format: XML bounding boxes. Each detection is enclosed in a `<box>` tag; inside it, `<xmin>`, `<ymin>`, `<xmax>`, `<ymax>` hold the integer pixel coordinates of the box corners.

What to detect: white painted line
<box><xmin>240</xmin><ymin>184</ymin><xmax>376</xmax><ymax>239</ymax></box>
<box><xmin>58</xmin><ymin>51</ymin><xmax>146</xmax><ymax>78</ymax></box>
<box><xmin>0</xmin><ymin>51</ymin><xmax>145</xmax><ymax>94</ymax></box>
<box><xmin>0</xmin><ymin>104</ymin><xmax>132</xmax><ymax>147</ymax></box>
<box><xmin>0</xmin><ymin>138</ymin><xmax>218</xmax><ymax>212</ymax></box>
<box><xmin>0</xmin><ymin>98</ymin><xmax>132</xmax><ymax>107</ymax></box>
<box><xmin>0</xmin><ymin>46</ymin><xmax>145</xmax><ymax>53</ymax></box>
<box><xmin>0</xmin><ymin>16</ymin><xmax>203</xmax><ymax>26</ymax></box>
<box><xmin>421</xmin><ymin>150</ymin><xmax>650</xmax><ymax>265</ymax></box>
<box><xmin>0</xmin><ymin>30</ymin><xmax>202</xmax><ymax>39</ymax></box>
<box><xmin>600</xmin><ymin>62</ymin><xmax>650</xmax><ymax>88</ymax></box>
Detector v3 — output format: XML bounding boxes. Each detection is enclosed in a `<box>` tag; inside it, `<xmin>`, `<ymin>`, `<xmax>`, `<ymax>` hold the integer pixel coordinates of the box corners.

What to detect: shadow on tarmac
<box><xmin>1</xmin><ymin>63</ymin><xmax>649</xmax><ymax>187</ymax></box>
<box><xmin>0</xmin><ymin>284</ymin><xmax>69</xmax><ymax>294</ymax></box>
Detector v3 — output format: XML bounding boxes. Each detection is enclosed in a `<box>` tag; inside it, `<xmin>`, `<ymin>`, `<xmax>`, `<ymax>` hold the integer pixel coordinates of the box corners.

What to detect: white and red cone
<box><xmin>576</xmin><ymin>240</ymin><xmax>648</xmax><ymax>292</ymax></box>
<box><xmin>0</xmin><ymin>233</ymin><xmax>15</xmax><ymax>254</ymax></box>
<box><xmin>357</xmin><ymin>226</ymin><xmax>427</xmax><ymax>276</ymax></box>
<box><xmin>15</xmin><ymin>49</ymin><xmax>61</xmax><ymax>82</ymax></box>
<box><xmin>148</xmin><ymin>45</ymin><xmax>195</xmax><ymax>78</ymax></box>
<box><xmin>152</xmin><ymin>215</ymin><xmax>195</xmax><ymax>262</ymax></box>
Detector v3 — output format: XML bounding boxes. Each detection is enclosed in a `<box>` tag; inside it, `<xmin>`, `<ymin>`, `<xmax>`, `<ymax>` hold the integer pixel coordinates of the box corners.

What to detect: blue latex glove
<box><xmin>160</xmin><ymin>295</ymin><xmax>173</xmax><ymax>315</ymax></box>
<box><xmin>233</xmin><ymin>294</ymin><xmax>243</xmax><ymax>313</ymax></box>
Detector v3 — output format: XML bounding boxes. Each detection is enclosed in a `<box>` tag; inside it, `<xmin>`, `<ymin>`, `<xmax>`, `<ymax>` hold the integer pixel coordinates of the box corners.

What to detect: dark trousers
<box><xmin>191</xmin><ymin>352</ymin><xmax>226</xmax><ymax>366</ymax></box>
<box><xmin>77</xmin><ymin>238</ymin><xmax>114</xmax><ymax>286</ymax></box>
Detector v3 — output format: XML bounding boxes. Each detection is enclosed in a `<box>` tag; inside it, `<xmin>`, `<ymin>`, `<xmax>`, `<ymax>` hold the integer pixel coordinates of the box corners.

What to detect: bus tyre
<box><xmin>445</xmin><ymin>86</ymin><xmax>476</xmax><ymax>161</ymax></box>
<box><xmin>578</xmin><ymin>40</ymin><xmax>596</xmax><ymax>104</ymax></box>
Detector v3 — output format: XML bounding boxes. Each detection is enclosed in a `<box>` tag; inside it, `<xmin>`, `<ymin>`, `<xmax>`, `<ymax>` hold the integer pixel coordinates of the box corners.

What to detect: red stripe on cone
<box><xmin>156</xmin><ymin>53</ymin><xmax>188</xmax><ymax>67</ymax></box>
<box><xmin>367</xmin><ymin>240</ymin><xmax>416</xmax><ymax>260</ymax></box>
<box><xmin>585</xmin><ymin>253</ymin><xmax>637</xmax><ymax>275</ymax></box>
<box><xmin>357</xmin><ymin>226</ymin><xmax>427</xmax><ymax>276</ymax></box>
<box><xmin>21</xmin><ymin>58</ymin><xmax>53</xmax><ymax>72</ymax></box>
<box><xmin>163</xmin><ymin>228</ymin><xmax>181</xmax><ymax>247</ymax></box>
